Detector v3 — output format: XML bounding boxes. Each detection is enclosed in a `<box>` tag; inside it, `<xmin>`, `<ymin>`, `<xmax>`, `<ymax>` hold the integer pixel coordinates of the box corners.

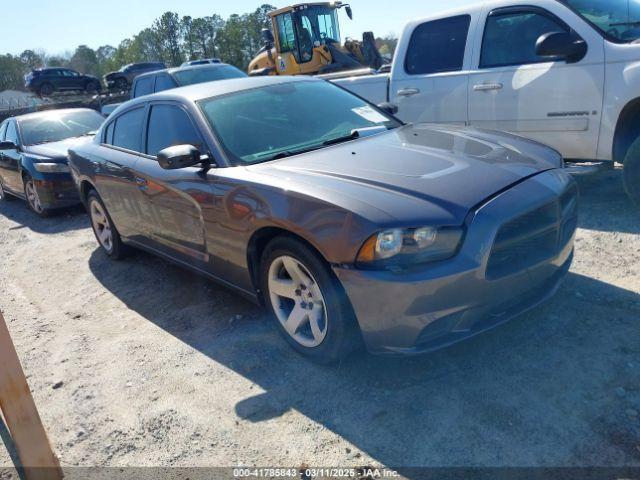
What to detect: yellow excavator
<box><xmin>248</xmin><ymin>2</ymin><xmax>385</xmax><ymax>76</ymax></box>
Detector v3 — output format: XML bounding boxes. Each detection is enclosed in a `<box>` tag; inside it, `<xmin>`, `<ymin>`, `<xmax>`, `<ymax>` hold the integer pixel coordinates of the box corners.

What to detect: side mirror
<box><xmin>535</xmin><ymin>31</ymin><xmax>587</xmax><ymax>63</ymax></box>
<box><xmin>0</xmin><ymin>141</ymin><xmax>17</xmax><ymax>151</ymax></box>
<box><xmin>345</xmin><ymin>5</ymin><xmax>353</xmax><ymax>20</ymax></box>
<box><xmin>378</xmin><ymin>102</ymin><xmax>398</xmax><ymax>116</ymax></box>
<box><xmin>261</xmin><ymin>28</ymin><xmax>275</xmax><ymax>48</ymax></box>
<box><xmin>157</xmin><ymin>145</ymin><xmax>203</xmax><ymax>170</ymax></box>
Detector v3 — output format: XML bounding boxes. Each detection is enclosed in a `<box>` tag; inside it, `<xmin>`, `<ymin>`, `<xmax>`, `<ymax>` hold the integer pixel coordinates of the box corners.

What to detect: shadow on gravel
<box><xmin>88</xmin><ymin>240</ymin><xmax>640</xmax><ymax>469</ymax></box>
<box><xmin>575</xmin><ymin>167</ymin><xmax>640</xmax><ymax>234</ymax></box>
<box><xmin>0</xmin><ymin>198</ymin><xmax>87</xmax><ymax>234</ymax></box>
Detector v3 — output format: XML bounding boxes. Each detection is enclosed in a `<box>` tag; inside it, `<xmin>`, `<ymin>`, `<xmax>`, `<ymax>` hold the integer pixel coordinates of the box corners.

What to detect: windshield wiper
<box><xmin>267</xmin><ymin>146</ymin><xmax>323</xmax><ymax>161</ymax></box>
<box><xmin>77</xmin><ymin>131</ymin><xmax>98</xmax><ymax>137</ymax></box>
<box><xmin>323</xmin><ymin>126</ymin><xmax>389</xmax><ymax>147</ymax></box>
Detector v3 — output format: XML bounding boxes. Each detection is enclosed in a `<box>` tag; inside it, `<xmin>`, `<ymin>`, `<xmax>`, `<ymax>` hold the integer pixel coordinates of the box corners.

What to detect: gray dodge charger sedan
<box><xmin>69</xmin><ymin>76</ymin><xmax>578</xmax><ymax>363</ymax></box>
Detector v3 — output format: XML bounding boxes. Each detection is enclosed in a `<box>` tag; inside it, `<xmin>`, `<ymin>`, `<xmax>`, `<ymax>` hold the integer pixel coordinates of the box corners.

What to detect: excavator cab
<box><xmin>248</xmin><ymin>2</ymin><xmax>383</xmax><ymax>77</ymax></box>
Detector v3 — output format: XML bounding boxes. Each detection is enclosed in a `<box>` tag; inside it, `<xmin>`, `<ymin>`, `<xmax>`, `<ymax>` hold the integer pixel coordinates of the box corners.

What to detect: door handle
<box><xmin>397</xmin><ymin>88</ymin><xmax>421</xmax><ymax>97</ymax></box>
<box><xmin>473</xmin><ymin>83</ymin><xmax>503</xmax><ymax>92</ymax></box>
<box><xmin>135</xmin><ymin>177</ymin><xmax>148</xmax><ymax>189</ymax></box>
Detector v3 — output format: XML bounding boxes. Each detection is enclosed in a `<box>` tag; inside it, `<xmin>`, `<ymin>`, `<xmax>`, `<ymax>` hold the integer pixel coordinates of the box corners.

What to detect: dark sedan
<box><xmin>68</xmin><ymin>77</ymin><xmax>577</xmax><ymax>363</ymax></box>
<box><xmin>0</xmin><ymin>109</ymin><xmax>104</xmax><ymax>216</ymax></box>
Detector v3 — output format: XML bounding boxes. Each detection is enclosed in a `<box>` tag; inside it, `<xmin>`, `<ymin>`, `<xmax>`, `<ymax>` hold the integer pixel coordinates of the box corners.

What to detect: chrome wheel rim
<box><xmin>90</xmin><ymin>200</ymin><xmax>113</xmax><ymax>253</ymax></box>
<box><xmin>25</xmin><ymin>181</ymin><xmax>43</xmax><ymax>213</ymax></box>
<box><xmin>268</xmin><ymin>256</ymin><xmax>328</xmax><ymax>348</ymax></box>
<box><xmin>0</xmin><ymin>183</ymin><xmax>4</xmax><ymax>200</ymax></box>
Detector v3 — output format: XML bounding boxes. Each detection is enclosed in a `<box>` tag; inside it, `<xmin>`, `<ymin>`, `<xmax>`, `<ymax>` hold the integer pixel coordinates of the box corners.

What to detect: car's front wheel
<box><xmin>87</xmin><ymin>190</ymin><xmax>127</xmax><ymax>259</ymax></box>
<box><xmin>624</xmin><ymin>136</ymin><xmax>640</xmax><ymax>207</ymax></box>
<box><xmin>24</xmin><ymin>176</ymin><xmax>51</xmax><ymax>217</ymax></box>
<box><xmin>260</xmin><ymin>236</ymin><xmax>361</xmax><ymax>363</ymax></box>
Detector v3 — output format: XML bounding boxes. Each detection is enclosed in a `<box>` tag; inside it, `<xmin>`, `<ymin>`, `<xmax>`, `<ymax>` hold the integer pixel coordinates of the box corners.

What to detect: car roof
<box><xmin>125</xmin><ymin>75</ymin><xmax>317</xmax><ymax>107</ymax></box>
<box><xmin>10</xmin><ymin>108</ymin><xmax>100</xmax><ymax>122</ymax></box>
<box><xmin>134</xmin><ymin>63</ymin><xmax>237</xmax><ymax>81</ymax></box>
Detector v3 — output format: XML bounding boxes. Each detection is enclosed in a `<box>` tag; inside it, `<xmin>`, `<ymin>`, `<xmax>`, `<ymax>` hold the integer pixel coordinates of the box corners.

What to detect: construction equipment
<box><xmin>248</xmin><ymin>2</ymin><xmax>385</xmax><ymax>77</ymax></box>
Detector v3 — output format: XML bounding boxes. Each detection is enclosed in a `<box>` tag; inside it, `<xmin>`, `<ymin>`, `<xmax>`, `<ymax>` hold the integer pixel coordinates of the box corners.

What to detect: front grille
<box><xmin>486</xmin><ymin>184</ymin><xmax>578</xmax><ymax>280</ymax></box>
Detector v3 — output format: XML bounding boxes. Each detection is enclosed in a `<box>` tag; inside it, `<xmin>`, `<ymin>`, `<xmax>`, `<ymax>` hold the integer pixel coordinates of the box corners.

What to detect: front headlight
<box><xmin>356</xmin><ymin>226</ymin><xmax>464</xmax><ymax>268</ymax></box>
<box><xmin>33</xmin><ymin>163</ymin><xmax>70</xmax><ymax>173</ymax></box>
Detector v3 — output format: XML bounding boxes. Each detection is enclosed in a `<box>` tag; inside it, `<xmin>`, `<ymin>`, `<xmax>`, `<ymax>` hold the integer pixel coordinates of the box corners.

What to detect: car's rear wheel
<box><xmin>260</xmin><ymin>236</ymin><xmax>361</xmax><ymax>364</ymax></box>
<box><xmin>115</xmin><ymin>78</ymin><xmax>128</xmax><ymax>90</ymax></box>
<box><xmin>624</xmin><ymin>136</ymin><xmax>640</xmax><ymax>207</ymax></box>
<box><xmin>87</xmin><ymin>190</ymin><xmax>127</xmax><ymax>259</ymax></box>
<box><xmin>24</xmin><ymin>176</ymin><xmax>51</xmax><ymax>217</ymax></box>
<box><xmin>85</xmin><ymin>80</ymin><xmax>100</xmax><ymax>93</ymax></box>
<box><xmin>39</xmin><ymin>83</ymin><xmax>54</xmax><ymax>96</ymax></box>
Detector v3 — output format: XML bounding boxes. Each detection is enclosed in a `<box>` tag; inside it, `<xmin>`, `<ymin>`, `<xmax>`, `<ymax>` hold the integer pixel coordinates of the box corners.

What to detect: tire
<box><xmin>260</xmin><ymin>236</ymin><xmax>361</xmax><ymax>364</ymax></box>
<box><xmin>0</xmin><ymin>180</ymin><xmax>15</xmax><ymax>202</ymax></box>
<box><xmin>115</xmin><ymin>78</ymin><xmax>128</xmax><ymax>90</ymax></box>
<box><xmin>23</xmin><ymin>175</ymin><xmax>51</xmax><ymax>217</ymax></box>
<box><xmin>623</xmin><ymin>136</ymin><xmax>640</xmax><ymax>207</ymax></box>
<box><xmin>87</xmin><ymin>190</ymin><xmax>127</xmax><ymax>259</ymax></box>
<box><xmin>85</xmin><ymin>81</ymin><xmax>100</xmax><ymax>93</ymax></box>
<box><xmin>39</xmin><ymin>83</ymin><xmax>54</xmax><ymax>96</ymax></box>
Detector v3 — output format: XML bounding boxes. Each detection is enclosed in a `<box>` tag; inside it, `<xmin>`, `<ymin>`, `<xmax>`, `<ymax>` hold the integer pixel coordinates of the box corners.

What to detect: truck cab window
<box><xmin>405</xmin><ymin>15</ymin><xmax>471</xmax><ymax>75</ymax></box>
<box><xmin>481</xmin><ymin>11</ymin><xmax>569</xmax><ymax>68</ymax></box>
<box><xmin>276</xmin><ymin>13</ymin><xmax>296</xmax><ymax>53</ymax></box>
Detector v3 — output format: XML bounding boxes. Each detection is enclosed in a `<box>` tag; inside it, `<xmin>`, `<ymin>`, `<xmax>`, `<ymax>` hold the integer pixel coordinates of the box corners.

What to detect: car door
<box><xmin>0</xmin><ymin>121</ymin><xmax>11</xmax><ymax>193</ymax></box>
<box><xmin>0</xmin><ymin>120</ymin><xmax>24</xmax><ymax>194</ymax></box>
<box><xmin>467</xmin><ymin>4</ymin><xmax>605</xmax><ymax>160</ymax></box>
<box><xmin>96</xmin><ymin>106</ymin><xmax>149</xmax><ymax>240</ymax></box>
<box><xmin>388</xmin><ymin>14</ymin><xmax>475</xmax><ymax>125</ymax></box>
<box><xmin>130</xmin><ymin>101</ymin><xmax>214</xmax><ymax>266</ymax></box>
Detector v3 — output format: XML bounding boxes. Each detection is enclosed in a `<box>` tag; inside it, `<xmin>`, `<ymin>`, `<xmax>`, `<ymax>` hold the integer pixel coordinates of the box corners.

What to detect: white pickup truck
<box><xmin>331</xmin><ymin>0</ymin><xmax>640</xmax><ymax>204</ymax></box>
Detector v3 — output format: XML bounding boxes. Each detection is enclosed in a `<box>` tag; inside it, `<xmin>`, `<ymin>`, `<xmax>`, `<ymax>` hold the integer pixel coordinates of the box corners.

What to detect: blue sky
<box><xmin>3</xmin><ymin>0</ymin><xmax>476</xmax><ymax>55</ymax></box>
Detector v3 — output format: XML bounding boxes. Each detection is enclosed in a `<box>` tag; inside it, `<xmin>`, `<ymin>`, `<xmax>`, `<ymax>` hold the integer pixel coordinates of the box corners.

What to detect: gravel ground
<box><xmin>0</xmin><ymin>168</ymin><xmax>639</xmax><ymax>474</ymax></box>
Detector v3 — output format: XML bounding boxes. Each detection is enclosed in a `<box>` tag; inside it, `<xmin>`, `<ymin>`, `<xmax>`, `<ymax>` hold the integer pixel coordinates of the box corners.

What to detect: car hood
<box><xmin>249</xmin><ymin>124</ymin><xmax>562</xmax><ymax>226</ymax></box>
<box><xmin>23</xmin><ymin>136</ymin><xmax>95</xmax><ymax>162</ymax></box>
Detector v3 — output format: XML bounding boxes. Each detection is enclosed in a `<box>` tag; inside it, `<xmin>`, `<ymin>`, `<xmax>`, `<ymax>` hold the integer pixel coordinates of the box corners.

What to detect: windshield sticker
<box><xmin>352</xmin><ymin>106</ymin><xmax>388</xmax><ymax>124</ymax></box>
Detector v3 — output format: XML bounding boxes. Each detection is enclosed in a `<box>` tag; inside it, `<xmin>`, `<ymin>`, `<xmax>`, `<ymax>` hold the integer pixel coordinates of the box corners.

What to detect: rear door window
<box><xmin>146</xmin><ymin>104</ymin><xmax>203</xmax><ymax>157</ymax></box>
<box><xmin>405</xmin><ymin>15</ymin><xmax>471</xmax><ymax>75</ymax></box>
<box><xmin>112</xmin><ymin>108</ymin><xmax>145</xmax><ymax>152</ymax></box>
<box><xmin>0</xmin><ymin>122</ymin><xmax>7</xmax><ymax>141</ymax></box>
<box><xmin>133</xmin><ymin>77</ymin><xmax>154</xmax><ymax>98</ymax></box>
<box><xmin>480</xmin><ymin>9</ymin><xmax>570</xmax><ymax>68</ymax></box>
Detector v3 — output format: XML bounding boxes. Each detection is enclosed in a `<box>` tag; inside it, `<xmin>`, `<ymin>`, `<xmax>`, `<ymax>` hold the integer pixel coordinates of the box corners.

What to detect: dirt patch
<box><xmin>0</xmin><ymin>168</ymin><xmax>639</xmax><ymax>471</ymax></box>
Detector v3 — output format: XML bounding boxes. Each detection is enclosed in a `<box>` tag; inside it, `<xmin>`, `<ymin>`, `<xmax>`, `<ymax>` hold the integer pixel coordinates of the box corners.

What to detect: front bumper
<box><xmin>33</xmin><ymin>178</ymin><xmax>81</xmax><ymax>209</ymax></box>
<box><xmin>334</xmin><ymin>169</ymin><xmax>577</xmax><ymax>355</ymax></box>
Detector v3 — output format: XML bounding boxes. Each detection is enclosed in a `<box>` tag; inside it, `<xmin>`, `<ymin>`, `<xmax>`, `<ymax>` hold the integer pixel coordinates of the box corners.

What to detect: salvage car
<box><xmin>25</xmin><ymin>68</ymin><xmax>102</xmax><ymax>96</ymax></box>
<box><xmin>330</xmin><ymin>0</ymin><xmax>640</xmax><ymax>205</ymax></box>
<box><xmin>0</xmin><ymin>109</ymin><xmax>104</xmax><ymax>216</ymax></box>
<box><xmin>104</xmin><ymin>62</ymin><xmax>167</xmax><ymax>90</ymax></box>
<box><xmin>69</xmin><ymin>77</ymin><xmax>578</xmax><ymax>363</ymax></box>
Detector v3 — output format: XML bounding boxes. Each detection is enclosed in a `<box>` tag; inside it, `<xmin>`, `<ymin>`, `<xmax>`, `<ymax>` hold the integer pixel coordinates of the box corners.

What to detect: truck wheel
<box><xmin>39</xmin><ymin>83</ymin><xmax>54</xmax><ymax>96</ymax></box>
<box><xmin>623</xmin><ymin>136</ymin><xmax>640</xmax><ymax>206</ymax></box>
<box><xmin>115</xmin><ymin>78</ymin><xmax>128</xmax><ymax>90</ymax></box>
<box><xmin>260</xmin><ymin>236</ymin><xmax>361</xmax><ymax>364</ymax></box>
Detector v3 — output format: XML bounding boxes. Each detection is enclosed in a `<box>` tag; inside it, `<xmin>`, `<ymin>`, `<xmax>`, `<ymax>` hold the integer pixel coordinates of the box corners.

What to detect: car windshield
<box><xmin>19</xmin><ymin>110</ymin><xmax>104</xmax><ymax>146</ymax></box>
<box><xmin>561</xmin><ymin>0</ymin><xmax>640</xmax><ymax>42</ymax></box>
<box><xmin>174</xmin><ymin>65</ymin><xmax>247</xmax><ymax>86</ymax></box>
<box><xmin>199</xmin><ymin>81</ymin><xmax>400</xmax><ymax>164</ymax></box>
